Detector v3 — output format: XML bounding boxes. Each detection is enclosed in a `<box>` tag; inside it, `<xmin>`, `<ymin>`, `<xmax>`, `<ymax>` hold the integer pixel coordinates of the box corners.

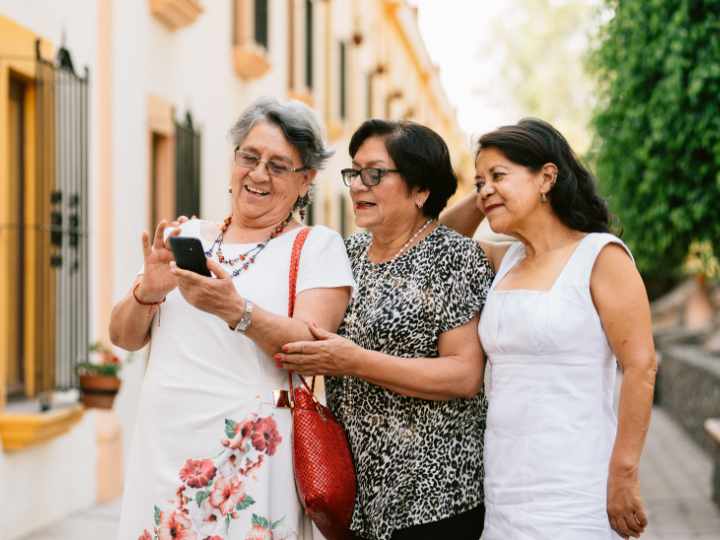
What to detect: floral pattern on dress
<box><xmin>139</xmin><ymin>413</ymin><xmax>297</xmax><ymax>540</ymax></box>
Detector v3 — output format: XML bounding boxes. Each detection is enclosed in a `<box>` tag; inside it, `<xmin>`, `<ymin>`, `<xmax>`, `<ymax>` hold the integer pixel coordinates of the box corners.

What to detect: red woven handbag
<box><xmin>287</xmin><ymin>227</ymin><xmax>356</xmax><ymax>540</ymax></box>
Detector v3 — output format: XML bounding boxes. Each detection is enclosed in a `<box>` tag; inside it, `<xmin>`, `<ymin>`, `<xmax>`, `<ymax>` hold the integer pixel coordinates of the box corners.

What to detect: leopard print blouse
<box><xmin>325</xmin><ymin>225</ymin><xmax>493</xmax><ymax>540</ymax></box>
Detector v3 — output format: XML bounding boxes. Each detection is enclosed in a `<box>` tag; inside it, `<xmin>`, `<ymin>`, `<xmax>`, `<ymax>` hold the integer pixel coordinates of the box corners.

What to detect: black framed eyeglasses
<box><xmin>234</xmin><ymin>149</ymin><xmax>309</xmax><ymax>178</ymax></box>
<box><xmin>341</xmin><ymin>167</ymin><xmax>402</xmax><ymax>187</ymax></box>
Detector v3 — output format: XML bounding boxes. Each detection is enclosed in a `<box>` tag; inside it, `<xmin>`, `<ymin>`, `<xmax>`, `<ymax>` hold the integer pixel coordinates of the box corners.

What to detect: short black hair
<box><xmin>476</xmin><ymin>118</ymin><xmax>617</xmax><ymax>234</ymax></box>
<box><xmin>348</xmin><ymin>119</ymin><xmax>457</xmax><ymax>219</ymax></box>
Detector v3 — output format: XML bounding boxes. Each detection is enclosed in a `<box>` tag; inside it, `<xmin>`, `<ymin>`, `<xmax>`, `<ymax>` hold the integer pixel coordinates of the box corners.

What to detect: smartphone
<box><xmin>169</xmin><ymin>237</ymin><xmax>212</xmax><ymax>277</ymax></box>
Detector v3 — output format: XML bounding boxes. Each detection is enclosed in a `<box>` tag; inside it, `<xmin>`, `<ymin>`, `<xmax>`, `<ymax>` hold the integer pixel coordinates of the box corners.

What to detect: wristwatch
<box><xmin>230</xmin><ymin>300</ymin><xmax>254</xmax><ymax>334</ymax></box>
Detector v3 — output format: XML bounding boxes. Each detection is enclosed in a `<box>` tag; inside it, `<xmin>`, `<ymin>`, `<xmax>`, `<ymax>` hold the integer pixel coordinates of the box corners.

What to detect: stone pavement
<box><xmin>19</xmin><ymin>497</ymin><xmax>121</xmax><ymax>540</ymax></box>
<box><xmin>19</xmin><ymin>386</ymin><xmax>720</xmax><ymax>540</ymax></box>
<box><xmin>636</xmin><ymin>407</ymin><xmax>720</xmax><ymax>539</ymax></box>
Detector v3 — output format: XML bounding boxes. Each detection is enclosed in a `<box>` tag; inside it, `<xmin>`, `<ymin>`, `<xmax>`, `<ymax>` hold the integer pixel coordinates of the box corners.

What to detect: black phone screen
<box><xmin>169</xmin><ymin>236</ymin><xmax>212</xmax><ymax>277</ymax></box>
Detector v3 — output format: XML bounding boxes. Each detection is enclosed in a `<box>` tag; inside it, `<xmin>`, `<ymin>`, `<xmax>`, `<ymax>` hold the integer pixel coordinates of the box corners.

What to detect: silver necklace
<box><xmin>341</xmin><ymin>219</ymin><xmax>434</xmax><ymax>422</ymax></box>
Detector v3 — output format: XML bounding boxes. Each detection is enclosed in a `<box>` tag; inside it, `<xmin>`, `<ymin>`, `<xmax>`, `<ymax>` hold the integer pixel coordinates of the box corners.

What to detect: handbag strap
<box><xmin>287</xmin><ymin>228</ymin><xmax>324</xmax><ymax>419</ymax></box>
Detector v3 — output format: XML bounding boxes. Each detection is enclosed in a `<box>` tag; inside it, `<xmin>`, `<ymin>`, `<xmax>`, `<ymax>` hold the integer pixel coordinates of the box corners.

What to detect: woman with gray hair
<box><xmin>112</xmin><ymin>96</ymin><xmax>355</xmax><ymax>540</ymax></box>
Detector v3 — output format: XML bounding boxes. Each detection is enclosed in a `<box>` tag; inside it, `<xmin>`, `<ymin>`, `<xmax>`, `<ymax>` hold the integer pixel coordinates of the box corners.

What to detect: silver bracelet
<box><xmin>230</xmin><ymin>300</ymin><xmax>253</xmax><ymax>333</ymax></box>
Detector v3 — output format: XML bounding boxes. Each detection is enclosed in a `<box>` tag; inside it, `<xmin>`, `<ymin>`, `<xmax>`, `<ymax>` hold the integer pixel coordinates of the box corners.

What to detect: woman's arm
<box><xmin>109</xmin><ymin>221</ymin><xmax>181</xmax><ymax>351</ymax></box>
<box><xmin>170</xmin><ymin>258</ymin><xmax>351</xmax><ymax>358</ymax></box>
<box><xmin>439</xmin><ymin>190</ymin><xmax>485</xmax><ymax>238</ymax></box>
<box><xmin>591</xmin><ymin>243</ymin><xmax>657</xmax><ymax>540</ymax></box>
<box><xmin>276</xmin><ymin>314</ymin><xmax>485</xmax><ymax>401</ymax></box>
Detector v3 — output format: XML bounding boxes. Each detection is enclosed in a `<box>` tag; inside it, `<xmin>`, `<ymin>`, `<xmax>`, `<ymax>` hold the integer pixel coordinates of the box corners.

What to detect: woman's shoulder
<box><xmin>298</xmin><ymin>225</ymin><xmax>352</xmax><ymax>266</ymax></box>
<box><xmin>426</xmin><ymin>225</ymin><xmax>490</xmax><ymax>262</ymax></box>
<box><xmin>304</xmin><ymin>224</ymin><xmax>342</xmax><ymax>243</ymax></box>
<box><xmin>343</xmin><ymin>231</ymin><xmax>371</xmax><ymax>259</ymax></box>
<box><xmin>582</xmin><ymin>232</ymin><xmax>634</xmax><ymax>263</ymax></box>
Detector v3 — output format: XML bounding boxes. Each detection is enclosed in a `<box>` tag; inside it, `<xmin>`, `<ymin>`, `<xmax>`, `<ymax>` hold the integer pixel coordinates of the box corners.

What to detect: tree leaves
<box><xmin>590</xmin><ymin>0</ymin><xmax>720</xmax><ymax>283</ymax></box>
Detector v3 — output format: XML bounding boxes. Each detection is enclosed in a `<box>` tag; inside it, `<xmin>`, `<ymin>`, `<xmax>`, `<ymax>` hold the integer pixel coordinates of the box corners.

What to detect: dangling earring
<box><xmin>229</xmin><ymin>187</ymin><xmax>233</xmax><ymax>194</ymax></box>
<box><xmin>299</xmin><ymin>208</ymin><xmax>306</xmax><ymax>221</ymax></box>
<box><xmin>541</xmin><ymin>194</ymin><xmax>546</xmax><ymax>202</ymax></box>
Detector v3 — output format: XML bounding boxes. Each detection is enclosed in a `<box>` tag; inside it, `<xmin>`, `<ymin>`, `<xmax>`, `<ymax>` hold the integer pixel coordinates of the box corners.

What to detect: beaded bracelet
<box><xmin>133</xmin><ymin>284</ymin><xmax>166</xmax><ymax>326</ymax></box>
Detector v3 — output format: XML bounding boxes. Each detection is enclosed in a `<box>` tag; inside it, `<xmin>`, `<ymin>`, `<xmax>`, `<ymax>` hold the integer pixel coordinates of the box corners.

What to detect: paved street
<box><xmin>20</xmin><ymin>382</ymin><xmax>720</xmax><ymax>539</ymax></box>
<box><xmin>19</xmin><ymin>497</ymin><xmax>121</xmax><ymax>540</ymax></box>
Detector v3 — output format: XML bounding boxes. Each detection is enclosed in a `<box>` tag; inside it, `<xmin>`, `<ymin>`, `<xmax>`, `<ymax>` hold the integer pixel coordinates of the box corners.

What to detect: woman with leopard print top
<box><xmin>276</xmin><ymin>119</ymin><xmax>493</xmax><ymax>540</ymax></box>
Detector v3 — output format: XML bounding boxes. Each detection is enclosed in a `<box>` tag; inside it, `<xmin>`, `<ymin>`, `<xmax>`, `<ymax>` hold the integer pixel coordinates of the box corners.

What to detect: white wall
<box><xmin>0</xmin><ymin>411</ymin><xmax>99</xmax><ymax>540</ymax></box>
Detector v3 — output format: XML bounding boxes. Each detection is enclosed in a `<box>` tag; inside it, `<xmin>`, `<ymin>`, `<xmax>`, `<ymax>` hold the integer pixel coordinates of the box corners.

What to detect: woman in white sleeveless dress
<box><xmin>444</xmin><ymin>119</ymin><xmax>657</xmax><ymax>539</ymax></box>
<box><xmin>110</xmin><ymin>97</ymin><xmax>355</xmax><ymax>540</ymax></box>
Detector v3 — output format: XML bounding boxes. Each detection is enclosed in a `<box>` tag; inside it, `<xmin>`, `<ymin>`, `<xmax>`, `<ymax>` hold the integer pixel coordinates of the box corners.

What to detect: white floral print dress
<box><xmin>118</xmin><ymin>220</ymin><xmax>355</xmax><ymax>540</ymax></box>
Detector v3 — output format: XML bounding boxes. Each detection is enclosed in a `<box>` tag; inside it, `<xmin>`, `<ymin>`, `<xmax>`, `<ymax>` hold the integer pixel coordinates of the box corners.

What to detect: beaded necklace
<box><xmin>340</xmin><ymin>219</ymin><xmax>434</xmax><ymax>421</ymax></box>
<box><xmin>205</xmin><ymin>212</ymin><xmax>293</xmax><ymax>278</ymax></box>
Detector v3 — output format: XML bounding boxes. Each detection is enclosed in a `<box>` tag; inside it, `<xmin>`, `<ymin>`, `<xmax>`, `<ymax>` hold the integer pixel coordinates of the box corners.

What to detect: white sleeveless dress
<box><xmin>479</xmin><ymin>233</ymin><xmax>631</xmax><ymax>539</ymax></box>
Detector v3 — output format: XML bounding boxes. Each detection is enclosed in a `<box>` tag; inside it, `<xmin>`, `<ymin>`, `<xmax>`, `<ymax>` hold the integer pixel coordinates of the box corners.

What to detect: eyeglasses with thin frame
<box><xmin>234</xmin><ymin>149</ymin><xmax>309</xmax><ymax>178</ymax></box>
<box><xmin>341</xmin><ymin>167</ymin><xmax>402</xmax><ymax>187</ymax></box>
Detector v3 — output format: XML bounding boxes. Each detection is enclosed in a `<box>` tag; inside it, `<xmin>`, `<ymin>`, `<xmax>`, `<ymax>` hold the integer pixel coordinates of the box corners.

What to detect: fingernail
<box><xmin>274</xmin><ymin>354</ymin><xmax>281</xmax><ymax>360</ymax></box>
<box><xmin>276</xmin><ymin>363</ymin><xmax>282</xmax><ymax>368</ymax></box>
<box><xmin>289</xmin><ymin>370</ymin><xmax>294</xmax><ymax>374</ymax></box>
<box><xmin>312</xmin><ymin>322</ymin><xmax>317</xmax><ymax>328</ymax></box>
<box><xmin>282</xmin><ymin>346</ymin><xmax>288</xmax><ymax>352</ymax></box>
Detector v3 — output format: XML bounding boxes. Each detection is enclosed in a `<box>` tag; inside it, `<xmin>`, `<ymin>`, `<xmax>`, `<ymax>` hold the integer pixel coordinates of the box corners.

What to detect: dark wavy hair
<box><xmin>476</xmin><ymin>118</ymin><xmax>617</xmax><ymax>234</ymax></box>
<box><xmin>348</xmin><ymin>119</ymin><xmax>457</xmax><ymax>219</ymax></box>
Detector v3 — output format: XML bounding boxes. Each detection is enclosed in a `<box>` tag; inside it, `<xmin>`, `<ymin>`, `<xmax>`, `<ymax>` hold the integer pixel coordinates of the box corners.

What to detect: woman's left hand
<box><xmin>276</xmin><ymin>324</ymin><xmax>360</xmax><ymax>377</ymax></box>
<box><xmin>607</xmin><ymin>472</ymin><xmax>648</xmax><ymax>539</ymax></box>
<box><xmin>171</xmin><ymin>258</ymin><xmax>245</xmax><ymax>326</ymax></box>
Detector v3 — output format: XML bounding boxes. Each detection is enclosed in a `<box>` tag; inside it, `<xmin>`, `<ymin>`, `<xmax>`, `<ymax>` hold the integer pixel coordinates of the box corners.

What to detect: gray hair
<box><xmin>227</xmin><ymin>96</ymin><xmax>335</xmax><ymax>210</ymax></box>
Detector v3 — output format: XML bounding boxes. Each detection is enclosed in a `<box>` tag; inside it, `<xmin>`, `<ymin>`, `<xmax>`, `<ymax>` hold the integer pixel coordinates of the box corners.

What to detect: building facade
<box><xmin>0</xmin><ymin>1</ymin><xmax>469</xmax><ymax>538</ymax></box>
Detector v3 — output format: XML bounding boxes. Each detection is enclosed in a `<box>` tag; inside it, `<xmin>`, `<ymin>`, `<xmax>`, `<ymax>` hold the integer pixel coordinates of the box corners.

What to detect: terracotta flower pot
<box><xmin>79</xmin><ymin>374</ymin><xmax>122</xmax><ymax>409</ymax></box>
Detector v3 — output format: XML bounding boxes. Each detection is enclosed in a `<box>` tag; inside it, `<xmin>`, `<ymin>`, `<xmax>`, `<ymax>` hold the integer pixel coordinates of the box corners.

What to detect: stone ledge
<box><xmin>149</xmin><ymin>0</ymin><xmax>203</xmax><ymax>30</ymax></box>
<box><xmin>0</xmin><ymin>404</ymin><xmax>85</xmax><ymax>450</ymax></box>
<box><xmin>705</xmin><ymin>419</ymin><xmax>720</xmax><ymax>508</ymax></box>
<box><xmin>656</xmin><ymin>344</ymin><xmax>720</xmax><ymax>453</ymax></box>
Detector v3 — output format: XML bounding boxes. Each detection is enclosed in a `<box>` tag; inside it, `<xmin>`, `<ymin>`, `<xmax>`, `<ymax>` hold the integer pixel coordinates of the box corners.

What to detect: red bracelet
<box><xmin>133</xmin><ymin>284</ymin><xmax>166</xmax><ymax>326</ymax></box>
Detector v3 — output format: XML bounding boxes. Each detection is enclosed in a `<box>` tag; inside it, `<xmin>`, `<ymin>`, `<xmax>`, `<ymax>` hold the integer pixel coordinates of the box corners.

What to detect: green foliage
<box><xmin>590</xmin><ymin>0</ymin><xmax>720</xmax><ymax>277</ymax></box>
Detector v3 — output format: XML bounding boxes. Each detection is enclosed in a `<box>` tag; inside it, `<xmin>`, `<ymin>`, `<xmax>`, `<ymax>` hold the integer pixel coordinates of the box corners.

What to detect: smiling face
<box><xmin>230</xmin><ymin>122</ymin><xmax>315</xmax><ymax>226</ymax></box>
<box><xmin>475</xmin><ymin>147</ymin><xmax>555</xmax><ymax>236</ymax></box>
<box><xmin>348</xmin><ymin>136</ymin><xmax>424</xmax><ymax>234</ymax></box>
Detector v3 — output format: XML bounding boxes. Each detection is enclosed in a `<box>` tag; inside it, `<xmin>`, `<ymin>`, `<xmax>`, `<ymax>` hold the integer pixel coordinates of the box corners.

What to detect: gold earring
<box><xmin>541</xmin><ymin>194</ymin><xmax>546</xmax><ymax>202</ymax></box>
<box><xmin>417</xmin><ymin>200</ymin><xmax>424</xmax><ymax>208</ymax></box>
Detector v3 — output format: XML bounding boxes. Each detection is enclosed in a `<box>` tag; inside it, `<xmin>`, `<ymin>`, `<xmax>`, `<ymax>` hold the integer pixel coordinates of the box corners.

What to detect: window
<box><xmin>339</xmin><ymin>41</ymin><xmax>347</xmax><ymax>120</ymax></box>
<box><xmin>305</xmin><ymin>0</ymin><xmax>313</xmax><ymax>89</ymax></box>
<box><xmin>7</xmin><ymin>78</ymin><xmax>26</xmax><ymax>399</ymax></box>
<box><xmin>232</xmin><ymin>0</ymin><xmax>272</xmax><ymax>78</ymax></box>
<box><xmin>254</xmin><ymin>0</ymin><xmax>269</xmax><ymax>50</ymax></box>
<box><xmin>150</xmin><ymin>133</ymin><xmax>175</xmax><ymax>228</ymax></box>
<box><xmin>1</xmin><ymin>46</ymin><xmax>90</xmax><ymax>404</ymax></box>
<box><xmin>175</xmin><ymin>113</ymin><xmax>201</xmax><ymax>219</ymax></box>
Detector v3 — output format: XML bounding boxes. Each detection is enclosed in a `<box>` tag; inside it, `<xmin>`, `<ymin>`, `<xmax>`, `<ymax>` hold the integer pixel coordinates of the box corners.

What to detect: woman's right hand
<box><xmin>137</xmin><ymin>220</ymin><xmax>181</xmax><ymax>301</ymax></box>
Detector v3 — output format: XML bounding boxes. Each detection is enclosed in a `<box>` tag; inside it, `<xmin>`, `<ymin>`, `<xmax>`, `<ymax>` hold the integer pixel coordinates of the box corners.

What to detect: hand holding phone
<box><xmin>169</xmin><ymin>237</ymin><xmax>212</xmax><ymax>277</ymax></box>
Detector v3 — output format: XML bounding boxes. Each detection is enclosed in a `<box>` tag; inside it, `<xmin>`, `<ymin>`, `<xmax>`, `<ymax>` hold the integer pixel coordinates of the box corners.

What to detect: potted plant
<box><xmin>76</xmin><ymin>342</ymin><xmax>122</xmax><ymax>409</ymax></box>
